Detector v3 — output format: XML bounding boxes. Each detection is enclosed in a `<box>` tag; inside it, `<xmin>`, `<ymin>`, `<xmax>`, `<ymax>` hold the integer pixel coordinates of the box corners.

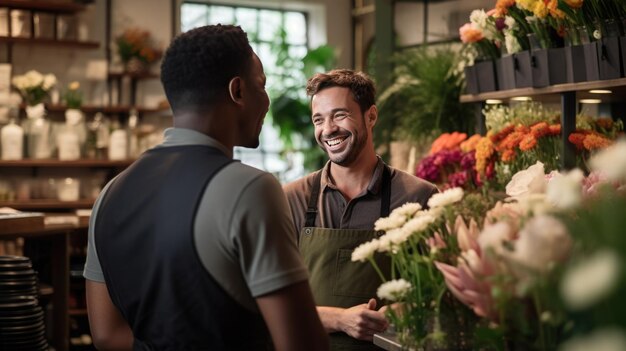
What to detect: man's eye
<box><xmin>313</xmin><ymin>118</ymin><xmax>323</xmax><ymax>125</ymax></box>
<box><xmin>334</xmin><ymin>113</ymin><xmax>349</xmax><ymax>120</ymax></box>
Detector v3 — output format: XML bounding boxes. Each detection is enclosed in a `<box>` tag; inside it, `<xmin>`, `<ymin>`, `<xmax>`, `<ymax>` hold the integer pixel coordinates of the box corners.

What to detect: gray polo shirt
<box><xmin>283</xmin><ymin>158</ymin><xmax>439</xmax><ymax>234</ymax></box>
<box><xmin>84</xmin><ymin>128</ymin><xmax>309</xmax><ymax>312</ymax></box>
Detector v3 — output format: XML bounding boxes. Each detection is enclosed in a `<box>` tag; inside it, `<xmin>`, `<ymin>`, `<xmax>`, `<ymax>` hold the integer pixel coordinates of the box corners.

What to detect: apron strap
<box><xmin>305</xmin><ymin>165</ymin><xmax>392</xmax><ymax>227</ymax></box>
<box><xmin>304</xmin><ymin>170</ymin><xmax>323</xmax><ymax>228</ymax></box>
<box><xmin>380</xmin><ymin>165</ymin><xmax>391</xmax><ymax>218</ymax></box>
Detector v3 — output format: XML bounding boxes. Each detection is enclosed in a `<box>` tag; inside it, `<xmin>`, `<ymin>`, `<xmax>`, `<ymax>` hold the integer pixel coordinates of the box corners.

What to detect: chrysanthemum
<box><xmin>377</xmin><ymin>279</ymin><xmax>412</xmax><ymax>301</ymax></box>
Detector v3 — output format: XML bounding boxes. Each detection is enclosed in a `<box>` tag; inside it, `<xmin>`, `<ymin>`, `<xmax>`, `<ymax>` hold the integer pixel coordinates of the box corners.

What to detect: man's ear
<box><xmin>366</xmin><ymin>105</ymin><xmax>378</xmax><ymax>128</ymax></box>
<box><xmin>228</xmin><ymin>76</ymin><xmax>244</xmax><ymax>105</ymax></box>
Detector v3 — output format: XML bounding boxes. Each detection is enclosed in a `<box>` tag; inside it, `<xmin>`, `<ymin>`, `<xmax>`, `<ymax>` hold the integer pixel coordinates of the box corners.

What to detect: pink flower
<box><xmin>454</xmin><ymin>215</ymin><xmax>480</xmax><ymax>252</ymax></box>
<box><xmin>459</xmin><ymin>23</ymin><xmax>484</xmax><ymax>43</ymax></box>
<box><xmin>435</xmin><ymin>258</ymin><xmax>497</xmax><ymax>320</ymax></box>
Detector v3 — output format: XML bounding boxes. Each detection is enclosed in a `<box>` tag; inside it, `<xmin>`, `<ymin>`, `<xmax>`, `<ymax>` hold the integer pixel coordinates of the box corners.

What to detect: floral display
<box><xmin>460</xmin><ymin>0</ymin><xmax>626</xmax><ymax>64</ymax></box>
<box><xmin>63</xmin><ymin>81</ymin><xmax>83</xmax><ymax>109</ymax></box>
<box><xmin>356</xmin><ymin>139</ymin><xmax>626</xmax><ymax>350</ymax></box>
<box><xmin>11</xmin><ymin>70</ymin><xmax>57</xmax><ymax>106</ymax></box>
<box><xmin>115</xmin><ymin>27</ymin><xmax>162</xmax><ymax>70</ymax></box>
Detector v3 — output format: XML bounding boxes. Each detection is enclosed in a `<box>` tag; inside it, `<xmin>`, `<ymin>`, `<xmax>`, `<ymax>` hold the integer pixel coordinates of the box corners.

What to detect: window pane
<box><xmin>209</xmin><ymin>6</ymin><xmax>235</xmax><ymax>25</ymax></box>
<box><xmin>257</xmin><ymin>43</ymin><xmax>277</xmax><ymax>76</ymax></box>
<box><xmin>181</xmin><ymin>4</ymin><xmax>208</xmax><ymax>32</ymax></box>
<box><xmin>235</xmin><ymin>7</ymin><xmax>258</xmax><ymax>37</ymax></box>
<box><xmin>181</xmin><ymin>4</ymin><xmax>309</xmax><ymax>182</ymax></box>
<box><xmin>258</xmin><ymin>10</ymin><xmax>282</xmax><ymax>42</ymax></box>
<box><xmin>284</xmin><ymin>12</ymin><xmax>306</xmax><ymax>45</ymax></box>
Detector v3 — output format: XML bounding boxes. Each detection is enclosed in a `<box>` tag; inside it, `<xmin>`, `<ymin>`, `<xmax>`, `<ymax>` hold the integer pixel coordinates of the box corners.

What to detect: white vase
<box><xmin>23</xmin><ymin>103</ymin><xmax>52</xmax><ymax>159</ymax></box>
<box><xmin>1</xmin><ymin>119</ymin><xmax>24</xmax><ymax>160</ymax></box>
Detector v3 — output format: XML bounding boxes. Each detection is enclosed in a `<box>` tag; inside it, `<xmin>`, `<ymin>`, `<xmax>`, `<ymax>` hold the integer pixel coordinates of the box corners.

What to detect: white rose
<box><xmin>25</xmin><ymin>70</ymin><xmax>43</xmax><ymax>87</ymax></box>
<box><xmin>512</xmin><ymin>215</ymin><xmax>571</xmax><ymax>273</ymax></box>
<box><xmin>546</xmin><ymin>169</ymin><xmax>584</xmax><ymax>209</ymax></box>
<box><xmin>42</xmin><ymin>74</ymin><xmax>57</xmax><ymax>91</ymax></box>
<box><xmin>506</xmin><ymin>161</ymin><xmax>547</xmax><ymax>197</ymax></box>
<box><xmin>589</xmin><ymin>139</ymin><xmax>626</xmax><ymax>183</ymax></box>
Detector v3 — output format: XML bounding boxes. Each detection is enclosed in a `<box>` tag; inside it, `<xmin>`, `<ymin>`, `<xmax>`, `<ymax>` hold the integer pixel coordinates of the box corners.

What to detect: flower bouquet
<box><xmin>115</xmin><ymin>27</ymin><xmax>162</xmax><ymax>73</ymax></box>
<box><xmin>357</xmin><ymin>138</ymin><xmax>626</xmax><ymax>350</ymax></box>
<box><xmin>11</xmin><ymin>70</ymin><xmax>57</xmax><ymax>159</ymax></box>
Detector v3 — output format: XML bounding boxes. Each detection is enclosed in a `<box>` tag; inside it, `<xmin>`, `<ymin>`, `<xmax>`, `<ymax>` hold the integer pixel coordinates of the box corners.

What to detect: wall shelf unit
<box><xmin>460</xmin><ymin>78</ymin><xmax>626</xmax><ymax>170</ymax></box>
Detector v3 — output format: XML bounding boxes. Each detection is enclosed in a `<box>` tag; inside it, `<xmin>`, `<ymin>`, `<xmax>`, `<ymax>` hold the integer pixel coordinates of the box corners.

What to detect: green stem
<box><xmin>368</xmin><ymin>256</ymin><xmax>387</xmax><ymax>284</ymax></box>
<box><xmin>533</xmin><ymin>290</ymin><xmax>547</xmax><ymax>350</ymax></box>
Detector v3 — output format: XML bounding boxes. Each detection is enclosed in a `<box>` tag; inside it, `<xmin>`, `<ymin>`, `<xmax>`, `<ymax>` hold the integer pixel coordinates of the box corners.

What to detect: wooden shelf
<box><xmin>460</xmin><ymin>77</ymin><xmax>626</xmax><ymax>103</ymax></box>
<box><xmin>0</xmin><ymin>159</ymin><xmax>134</xmax><ymax>167</ymax></box>
<box><xmin>0</xmin><ymin>36</ymin><xmax>99</xmax><ymax>49</ymax></box>
<box><xmin>0</xmin><ymin>0</ymin><xmax>86</xmax><ymax>13</ymax></box>
<box><xmin>108</xmin><ymin>71</ymin><xmax>160</xmax><ymax>80</ymax></box>
<box><xmin>68</xmin><ymin>308</ymin><xmax>88</xmax><ymax>316</ymax></box>
<box><xmin>0</xmin><ymin>199</ymin><xmax>95</xmax><ymax>210</ymax></box>
<box><xmin>19</xmin><ymin>103</ymin><xmax>169</xmax><ymax>114</ymax></box>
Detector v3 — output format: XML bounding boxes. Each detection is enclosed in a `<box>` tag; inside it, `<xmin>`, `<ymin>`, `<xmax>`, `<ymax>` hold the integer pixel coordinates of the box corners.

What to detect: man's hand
<box><xmin>321</xmin><ymin>298</ymin><xmax>389</xmax><ymax>341</ymax></box>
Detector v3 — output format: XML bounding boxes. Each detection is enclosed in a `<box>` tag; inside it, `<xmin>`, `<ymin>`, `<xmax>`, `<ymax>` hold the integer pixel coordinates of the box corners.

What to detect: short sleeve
<box><xmin>230</xmin><ymin>173</ymin><xmax>309</xmax><ymax>297</ymax></box>
<box><xmin>83</xmin><ymin>179</ymin><xmax>115</xmax><ymax>282</ymax></box>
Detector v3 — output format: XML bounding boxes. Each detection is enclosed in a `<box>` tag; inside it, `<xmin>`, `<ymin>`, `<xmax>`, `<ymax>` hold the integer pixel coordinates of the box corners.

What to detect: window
<box><xmin>180</xmin><ymin>2</ymin><xmax>310</xmax><ymax>182</ymax></box>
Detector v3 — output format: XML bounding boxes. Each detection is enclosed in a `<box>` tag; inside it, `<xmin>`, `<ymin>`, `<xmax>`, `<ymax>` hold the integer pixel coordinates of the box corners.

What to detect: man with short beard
<box><xmin>283</xmin><ymin>69</ymin><xmax>438</xmax><ymax>350</ymax></box>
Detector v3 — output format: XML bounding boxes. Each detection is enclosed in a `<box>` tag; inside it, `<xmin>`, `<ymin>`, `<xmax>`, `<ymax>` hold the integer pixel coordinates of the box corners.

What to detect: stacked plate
<box><xmin>0</xmin><ymin>256</ymin><xmax>49</xmax><ymax>350</ymax></box>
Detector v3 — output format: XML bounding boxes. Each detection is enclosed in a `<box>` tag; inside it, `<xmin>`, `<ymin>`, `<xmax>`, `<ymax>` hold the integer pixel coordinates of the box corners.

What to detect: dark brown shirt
<box><xmin>283</xmin><ymin>158</ymin><xmax>439</xmax><ymax>235</ymax></box>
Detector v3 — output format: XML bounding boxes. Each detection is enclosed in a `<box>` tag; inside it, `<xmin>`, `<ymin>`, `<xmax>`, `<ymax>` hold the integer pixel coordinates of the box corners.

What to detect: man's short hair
<box><xmin>160</xmin><ymin>24</ymin><xmax>253</xmax><ymax>112</ymax></box>
<box><xmin>306</xmin><ymin>69</ymin><xmax>376</xmax><ymax>115</ymax></box>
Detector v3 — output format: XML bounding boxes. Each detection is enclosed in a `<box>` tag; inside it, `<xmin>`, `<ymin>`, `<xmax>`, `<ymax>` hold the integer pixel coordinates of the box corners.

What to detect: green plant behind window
<box><xmin>376</xmin><ymin>46</ymin><xmax>474</xmax><ymax>153</ymax></box>
<box><xmin>269</xmin><ymin>28</ymin><xmax>336</xmax><ymax>171</ymax></box>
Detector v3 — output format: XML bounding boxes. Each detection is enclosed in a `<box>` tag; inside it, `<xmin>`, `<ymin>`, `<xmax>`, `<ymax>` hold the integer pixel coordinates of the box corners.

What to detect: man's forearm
<box><xmin>317</xmin><ymin>306</ymin><xmax>344</xmax><ymax>333</ymax></box>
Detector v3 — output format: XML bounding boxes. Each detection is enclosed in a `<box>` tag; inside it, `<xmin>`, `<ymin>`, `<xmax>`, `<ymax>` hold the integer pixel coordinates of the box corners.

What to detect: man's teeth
<box><xmin>326</xmin><ymin>137</ymin><xmax>346</xmax><ymax>146</ymax></box>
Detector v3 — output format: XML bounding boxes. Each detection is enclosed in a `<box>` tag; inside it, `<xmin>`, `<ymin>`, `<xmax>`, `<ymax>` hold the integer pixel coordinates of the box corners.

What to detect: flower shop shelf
<box><xmin>0</xmin><ymin>36</ymin><xmax>99</xmax><ymax>49</ymax></box>
<box><xmin>460</xmin><ymin>77</ymin><xmax>626</xmax><ymax>103</ymax></box>
<box><xmin>460</xmin><ymin>77</ymin><xmax>626</xmax><ymax>170</ymax></box>
<box><xmin>0</xmin><ymin>0</ymin><xmax>88</xmax><ymax>13</ymax></box>
<box><xmin>19</xmin><ymin>103</ymin><xmax>170</xmax><ymax>115</ymax></box>
<box><xmin>0</xmin><ymin>159</ymin><xmax>134</xmax><ymax>168</ymax></box>
<box><xmin>0</xmin><ymin>199</ymin><xmax>94</xmax><ymax>210</ymax></box>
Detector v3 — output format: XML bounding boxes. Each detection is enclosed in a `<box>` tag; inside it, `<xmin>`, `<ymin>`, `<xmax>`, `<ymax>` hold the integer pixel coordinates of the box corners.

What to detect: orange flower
<box><xmin>519</xmin><ymin>134</ymin><xmax>538</xmax><ymax>151</ymax></box>
<box><xmin>547</xmin><ymin>0</ymin><xmax>565</xmax><ymax>19</ymax></box>
<box><xmin>548</xmin><ymin>124</ymin><xmax>561</xmax><ymax>136</ymax></box>
<box><xmin>490</xmin><ymin>124</ymin><xmax>515</xmax><ymax>143</ymax></box>
<box><xmin>500</xmin><ymin>149</ymin><xmax>517</xmax><ymax>162</ymax></box>
<box><xmin>530</xmin><ymin>122</ymin><xmax>550</xmax><ymax>138</ymax></box>
<box><xmin>460</xmin><ymin>134</ymin><xmax>482</xmax><ymax>152</ymax></box>
<box><xmin>496</xmin><ymin>0</ymin><xmax>516</xmax><ymax>14</ymax></box>
<box><xmin>583</xmin><ymin>134</ymin><xmax>612</xmax><ymax>151</ymax></box>
<box><xmin>429</xmin><ymin>132</ymin><xmax>467</xmax><ymax>155</ymax></box>
<box><xmin>568</xmin><ymin>132</ymin><xmax>586</xmax><ymax>150</ymax></box>
<box><xmin>514</xmin><ymin>125</ymin><xmax>530</xmax><ymax>134</ymax></box>
<box><xmin>459</xmin><ymin>23</ymin><xmax>484</xmax><ymax>44</ymax></box>
<box><xmin>497</xmin><ymin>131</ymin><xmax>524</xmax><ymax>151</ymax></box>
<box><xmin>563</xmin><ymin>0</ymin><xmax>583</xmax><ymax>9</ymax></box>
<box><xmin>475</xmin><ymin>137</ymin><xmax>495</xmax><ymax>174</ymax></box>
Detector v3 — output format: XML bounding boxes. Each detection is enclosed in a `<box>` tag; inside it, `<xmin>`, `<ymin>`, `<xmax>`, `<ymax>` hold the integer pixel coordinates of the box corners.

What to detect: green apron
<box><xmin>299</xmin><ymin>167</ymin><xmax>392</xmax><ymax>351</ymax></box>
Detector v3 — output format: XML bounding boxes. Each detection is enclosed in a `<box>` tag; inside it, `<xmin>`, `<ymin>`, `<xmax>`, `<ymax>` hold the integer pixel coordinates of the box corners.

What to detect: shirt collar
<box><xmin>160</xmin><ymin>127</ymin><xmax>233</xmax><ymax>159</ymax></box>
<box><xmin>321</xmin><ymin>156</ymin><xmax>386</xmax><ymax>195</ymax></box>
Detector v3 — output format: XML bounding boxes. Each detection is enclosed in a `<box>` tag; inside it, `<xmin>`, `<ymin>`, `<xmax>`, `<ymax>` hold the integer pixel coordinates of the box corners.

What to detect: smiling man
<box><xmin>283</xmin><ymin>69</ymin><xmax>438</xmax><ymax>350</ymax></box>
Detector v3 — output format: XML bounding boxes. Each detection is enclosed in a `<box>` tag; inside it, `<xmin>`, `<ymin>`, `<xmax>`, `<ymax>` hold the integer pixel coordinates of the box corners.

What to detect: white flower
<box><xmin>561</xmin><ymin>250</ymin><xmax>621</xmax><ymax>310</ymax></box>
<box><xmin>377</xmin><ymin>232</ymin><xmax>395</xmax><ymax>253</ymax></box>
<box><xmin>593</xmin><ymin>29</ymin><xmax>602</xmax><ymax>40</ymax></box>
<box><xmin>504</xmin><ymin>31</ymin><xmax>522</xmax><ymax>54</ymax></box>
<box><xmin>589</xmin><ymin>139</ymin><xmax>626</xmax><ymax>183</ymax></box>
<box><xmin>427</xmin><ymin>187</ymin><xmax>464</xmax><ymax>208</ymax></box>
<box><xmin>506</xmin><ymin>161</ymin><xmax>547</xmax><ymax>197</ymax></box>
<box><xmin>504</xmin><ymin>16</ymin><xmax>516</xmax><ymax>30</ymax></box>
<box><xmin>374</xmin><ymin>212</ymin><xmax>408</xmax><ymax>232</ymax></box>
<box><xmin>470</xmin><ymin>9</ymin><xmax>489</xmax><ymax>30</ymax></box>
<box><xmin>377</xmin><ymin>279</ymin><xmax>412</xmax><ymax>301</ymax></box>
<box><xmin>390</xmin><ymin>202</ymin><xmax>422</xmax><ymax>218</ymax></box>
<box><xmin>402</xmin><ymin>214</ymin><xmax>436</xmax><ymax>235</ymax></box>
<box><xmin>42</xmin><ymin>74</ymin><xmax>57</xmax><ymax>90</ymax></box>
<box><xmin>546</xmin><ymin>169</ymin><xmax>584</xmax><ymax>209</ymax></box>
<box><xmin>512</xmin><ymin>215</ymin><xmax>571</xmax><ymax>272</ymax></box>
<box><xmin>478</xmin><ymin>222</ymin><xmax>514</xmax><ymax>257</ymax></box>
<box><xmin>351</xmin><ymin>239</ymin><xmax>380</xmax><ymax>262</ymax></box>
<box><xmin>559</xmin><ymin>328</ymin><xmax>626</xmax><ymax>351</ymax></box>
